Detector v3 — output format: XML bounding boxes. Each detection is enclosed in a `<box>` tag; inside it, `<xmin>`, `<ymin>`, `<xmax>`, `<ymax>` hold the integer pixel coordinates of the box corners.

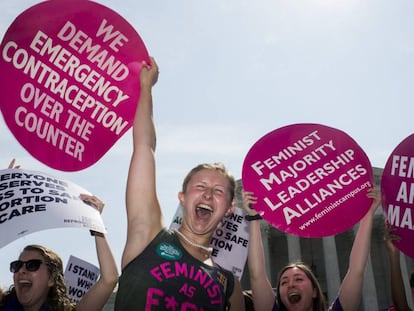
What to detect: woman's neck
<box><xmin>174</xmin><ymin>228</ymin><xmax>213</xmax><ymax>260</ymax></box>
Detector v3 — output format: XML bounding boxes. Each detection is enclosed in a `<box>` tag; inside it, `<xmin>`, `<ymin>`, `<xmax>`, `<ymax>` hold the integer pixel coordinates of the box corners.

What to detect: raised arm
<box><xmin>338</xmin><ymin>187</ymin><xmax>381</xmax><ymax>311</ymax></box>
<box><xmin>229</xmin><ymin>276</ymin><xmax>246</xmax><ymax>311</ymax></box>
<box><xmin>385</xmin><ymin>222</ymin><xmax>412</xmax><ymax>311</ymax></box>
<box><xmin>122</xmin><ymin>57</ymin><xmax>161</xmax><ymax>269</ymax></box>
<box><xmin>242</xmin><ymin>191</ymin><xmax>275</xmax><ymax>311</ymax></box>
<box><xmin>76</xmin><ymin>194</ymin><xmax>119</xmax><ymax>311</ymax></box>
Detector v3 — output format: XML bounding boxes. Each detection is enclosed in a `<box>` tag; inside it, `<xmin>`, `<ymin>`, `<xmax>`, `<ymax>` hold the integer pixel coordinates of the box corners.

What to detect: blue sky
<box><xmin>1</xmin><ymin>0</ymin><xmax>413</xmax><ymax>288</ymax></box>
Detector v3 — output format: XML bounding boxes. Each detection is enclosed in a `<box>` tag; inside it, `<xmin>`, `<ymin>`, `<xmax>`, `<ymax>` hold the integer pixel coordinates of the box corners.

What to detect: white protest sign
<box><xmin>65</xmin><ymin>255</ymin><xmax>100</xmax><ymax>303</ymax></box>
<box><xmin>170</xmin><ymin>205</ymin><xmax>249</xmax><ymax>279</ymax></box>
<box><xmin>0</xmin><ymin>168</ymin><xmax>106</xmax><ymax>247</ymax></box>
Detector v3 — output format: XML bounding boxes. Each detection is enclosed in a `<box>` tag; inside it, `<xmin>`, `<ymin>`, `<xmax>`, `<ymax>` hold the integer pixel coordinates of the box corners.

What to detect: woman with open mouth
<box><xmin>242</xmin><ymin>188</ymin><xmax>380</xmax><ymax>311</ymax></box>
<box><xmin>0</xmin><ymin>193</ymin><xmax>118</xmax><ymax>311</ymax></box>
<box><xmin>114</xmin><ymin>57</ymin><xmax>245</xmax><ymax>311</ymax></box>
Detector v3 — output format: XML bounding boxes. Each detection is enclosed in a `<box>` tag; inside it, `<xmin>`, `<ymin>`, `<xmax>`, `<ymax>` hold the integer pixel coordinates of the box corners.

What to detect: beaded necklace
<box><xmin>174</xmin><ymin>229</ymin><xmax>213</xmax><ymax>258</ymax></box>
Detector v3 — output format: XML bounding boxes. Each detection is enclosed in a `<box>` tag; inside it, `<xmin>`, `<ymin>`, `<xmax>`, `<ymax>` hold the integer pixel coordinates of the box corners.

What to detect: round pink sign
<box><xmin>242</xmin><ymin>123</ymin><xmax>374</xmax><ymax>237</ymax></box>
<box><xmin>381</xmin><ymin>134</ymin><xmax>414</xmax><ymax>259</ymax></box>
<box><xmin>0</xmin><ymin>0</ymin><xmax>149</xmax><ymax>171</ymax></box>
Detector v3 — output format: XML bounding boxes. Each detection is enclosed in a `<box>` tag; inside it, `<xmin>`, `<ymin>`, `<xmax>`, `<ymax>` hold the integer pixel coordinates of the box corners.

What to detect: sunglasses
<box><xmin>10</xmin><ymin>259</ymin><xmax>44</xmax><ymax>273</ymax></box>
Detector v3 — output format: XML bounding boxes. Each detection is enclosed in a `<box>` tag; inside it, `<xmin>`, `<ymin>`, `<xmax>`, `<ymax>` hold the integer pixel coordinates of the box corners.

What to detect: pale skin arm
<box><xmin>8</xmin><ymin>158</ymin><xmax>20</xmax><ymax>169</ymax></box>
<box><xmin>242</xmin><ymin>191</ymin><xmax>275</xmax><ymax>311</ymax></box>
<box><xmin>385</xmin><ymin>222</ymin><xmax>412</xmax><ymax>311</ymax></box>
<box><xmin>338</xmin><ymin>187</ymin><xmax>381</xmax><ymax>311</ymax></box>
<box><xmin>121</xmin><ymin>57</ymin><xmax>162</xmax><ymax>269</ymax></box>
<box><xmin>229</xmin><ymin>277</ymin><xmax>246</xmax><ymax>311</ymax></box>
<box><xmin>76</xmin><ymin>194</ymin><xmax>119</xmax><ymax>311</ymax></box>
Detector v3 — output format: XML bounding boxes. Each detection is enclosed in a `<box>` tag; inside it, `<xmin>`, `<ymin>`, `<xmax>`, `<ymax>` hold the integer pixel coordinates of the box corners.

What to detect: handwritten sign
<box><xmin>0</xmin><ymin>168</ymin><xmax>106</xmax><ymax>247</ymax></box>
<box><xmin>65</xmin><ymin>255</ymin><xmax>100</xmax><ymax>303</ymax></box>
<box><xmin>0</xmin><ymin>0</ymin><xmax>149</xmax><ymax>171</ymax></box>
<box><xmin>242</xmin><ymin>123</ymin><xmax>374</xmax><ymax>237</ymax></box>
<box><xmin>169</xmin><ymin>205</ymin><xmax>249</xmax><ymax>279</ymax></box>
<box><xmin>381</xmin><ymin>134</ymin><xmax>414</xmax><ymax>259</ymax></box>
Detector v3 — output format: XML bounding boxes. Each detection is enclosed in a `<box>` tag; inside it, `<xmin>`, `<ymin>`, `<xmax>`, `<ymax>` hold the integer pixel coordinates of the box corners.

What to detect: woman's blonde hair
<box><xmin>182</xmin><ymin>162</ymin><xmax>236</xmax><ymax>205</ymax></box>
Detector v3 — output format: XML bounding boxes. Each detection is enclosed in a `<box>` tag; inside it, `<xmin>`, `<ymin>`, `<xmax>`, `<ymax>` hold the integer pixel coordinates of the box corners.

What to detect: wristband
<box><xmin>90</xmin><ymin>230</ymin><xmax>104</xmax><ymax>237</ymax></box>
<box><xmin>245</xmin><ymin>214</ymin><xmax>263</xmax><ymax>221</ymax></box>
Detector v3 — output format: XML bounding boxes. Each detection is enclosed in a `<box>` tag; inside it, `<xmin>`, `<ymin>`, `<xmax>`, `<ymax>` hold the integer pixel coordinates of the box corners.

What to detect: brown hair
<box><xmin>276</xmin><ymin>262</ymin><xmax>326</xmax><ymax>311</ymax></box>
<box><xmin>181</xmin><ymin>163</ymin><xmax>236</xmax><ymax>204</ymax></box>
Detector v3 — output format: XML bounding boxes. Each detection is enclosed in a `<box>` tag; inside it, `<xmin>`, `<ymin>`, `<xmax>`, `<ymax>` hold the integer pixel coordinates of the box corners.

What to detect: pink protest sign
<box><xmin>381</xmin><ymin>134</ymin><xmax>414</xmax><ymax>259</ymax></box>
<box><xmin>242</xmin><ymin>124</ymin><xmax>374</xmax><ymax>237</ymax></box>
<box><xmin>0</xmin><ymin>0</ymin><xmax>149</xmax><ymax>171</ymax></box>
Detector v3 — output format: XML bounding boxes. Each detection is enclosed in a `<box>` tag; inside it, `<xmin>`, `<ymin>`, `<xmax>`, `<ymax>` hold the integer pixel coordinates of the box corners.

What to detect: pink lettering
<box><xmin>150</xmin><ymin>266</ymin><xmax>163</xmax><ymax>282</ymax></box>
<box><xmin>203</xmin><ymin>277</ymin><xmax>214</xmax><ymax>289</ymax></box>
<box><xmin>179</xmin><ymin>283</ymin><xmax>196</xmax><ymax>298</ymax></box>
<box><xmin>149</xmin><ymin>261</ymin><xmax>223</xmax><ymax>307</ymax></box>
<box><xmin>160</xmin><ymin>262</ymin><xmax>175</xmax><ymax>279</ymax></box>
<box><xmin>193</xmin><ymin>269</ymin><xmax>208</xmax><ymax>284</ymax></box>
<box><xmin>207</xmin><ymin>284</ymin><xmax>223</xmax><ymax>303</ymax></box>
<box><xmin>175</xmin><ymin>261</ymin><xmax>190</xmax><ymax>277</ymax></box>
<box><xmin>146</xmin><ymin>288</ymin><xmax>163</xmax><ymax>309</ymax></box>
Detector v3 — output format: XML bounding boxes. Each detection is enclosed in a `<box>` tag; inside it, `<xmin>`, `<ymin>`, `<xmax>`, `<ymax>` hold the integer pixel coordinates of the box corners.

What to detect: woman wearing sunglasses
<box><xmin>0</xmin><ymin>192</ymin><xmax>118</xmax><ymax>311</ymax></box>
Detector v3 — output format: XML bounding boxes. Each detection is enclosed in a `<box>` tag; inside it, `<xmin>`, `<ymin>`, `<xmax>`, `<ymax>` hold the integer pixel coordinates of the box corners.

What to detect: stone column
<box><xmin>352</xmin><ymin>222</ymin><xmax>379</xmax><ymax>310</ymax></box>
<box><xmin>322</xmin><ymin>236</ymin><xmax>340</xmax><ymax>303</ymax></box>
<box><xmin>287</xmin><ymin>234</ymin><xmax>301</xmax><ymax>262</ymax></box>
<box><xmin>262</xmin><ymin>223</ymin><xmax>272</xmax><ymax>279</ymax></box>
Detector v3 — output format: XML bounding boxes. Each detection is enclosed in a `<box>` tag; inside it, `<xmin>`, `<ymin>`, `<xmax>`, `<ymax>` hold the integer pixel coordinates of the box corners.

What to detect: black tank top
<box><xmin>115</xmin><ymin>229</ymin><xmax>234</xmax><ymax>310</ymax></box>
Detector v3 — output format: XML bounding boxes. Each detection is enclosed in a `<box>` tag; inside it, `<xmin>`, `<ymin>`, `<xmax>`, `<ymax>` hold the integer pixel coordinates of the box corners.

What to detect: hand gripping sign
<box><xmin>242</xmin><ymin>124</ymin><xmax>374</xmax><ymax>237</ymax></box>
<box><xmin>0</xmin><ymin>0</ymin><xmax>149</xmax><ymax>171</ymax></box>
<box><xmin>381</xmin><ymin>134</ymin><xmax>414</xmax><ymax>259</ymax></box>
<box><xmin>0</xmin><ymin>168</ymin><xmax>106</xmax><ymax>248</ymax></box>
